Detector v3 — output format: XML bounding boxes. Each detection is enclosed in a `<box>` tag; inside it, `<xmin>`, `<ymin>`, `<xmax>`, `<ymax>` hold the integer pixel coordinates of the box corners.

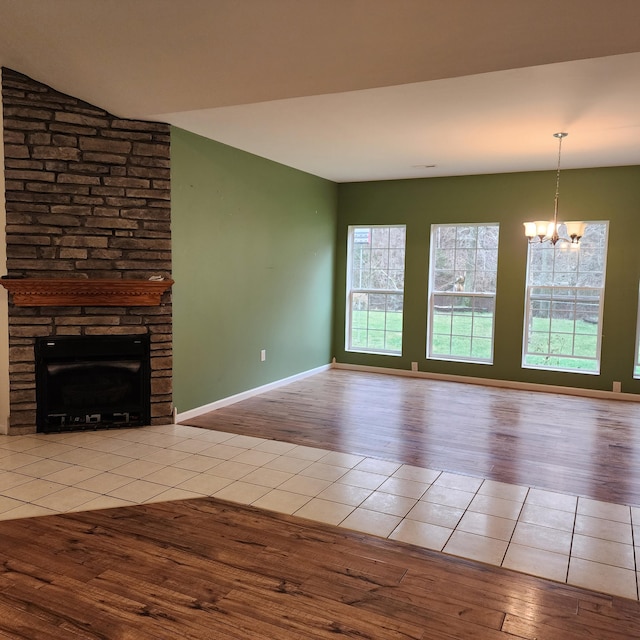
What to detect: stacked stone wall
<box><xmin>2</xmin><ymin>68</ymin><xmax>172</xmax><ymax>433</ymax></box>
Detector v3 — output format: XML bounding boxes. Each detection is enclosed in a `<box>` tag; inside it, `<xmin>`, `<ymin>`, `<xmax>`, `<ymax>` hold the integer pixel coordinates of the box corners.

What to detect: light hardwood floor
<box><xmin>184</xmin><ymin>369</ymin><xmax>640</xmax><ymax>506</ymax></box>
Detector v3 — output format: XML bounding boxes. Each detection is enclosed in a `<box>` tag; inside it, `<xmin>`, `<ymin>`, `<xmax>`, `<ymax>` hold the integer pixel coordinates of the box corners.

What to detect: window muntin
<box><xmin>346</xmin><ymin>225</ymin><xmax>406</xmax><ymax>355</ymax></box>
<box><xmin>427</xmin><ymin>224</ymin><xmax>499</xmax><ymax>364</ymax></box>
<box><xmin>523</xmin><ymin>222</ymin><xmax>608</xmax><ymax>373</ymax></box>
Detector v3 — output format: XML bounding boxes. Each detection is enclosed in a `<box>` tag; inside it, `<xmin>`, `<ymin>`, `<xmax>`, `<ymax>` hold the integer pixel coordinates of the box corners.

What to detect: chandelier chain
<box><xmin>553</xmin><ymin>132</ymin><xmax>566</xmax><ymax>229</ymax></box>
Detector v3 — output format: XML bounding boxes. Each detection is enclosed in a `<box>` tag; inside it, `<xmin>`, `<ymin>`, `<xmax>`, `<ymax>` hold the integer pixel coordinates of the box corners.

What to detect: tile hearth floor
<box><xmin>0</xmin><ymin>423</ymin><xmax>638</xmax><ymax>601</ymax></box>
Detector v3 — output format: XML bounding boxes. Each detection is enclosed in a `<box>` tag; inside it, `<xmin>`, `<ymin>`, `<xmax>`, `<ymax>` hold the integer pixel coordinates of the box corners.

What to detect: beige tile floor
<box><xmin>0</xmin><ymin>423</ymin><xmax>638</xmax><ymax>600</ymax></box>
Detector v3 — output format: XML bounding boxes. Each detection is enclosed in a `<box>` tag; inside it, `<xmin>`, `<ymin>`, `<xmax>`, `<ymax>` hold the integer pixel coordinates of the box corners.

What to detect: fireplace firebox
<box><xmin>35</xmin><ymin>335</ymin><xmax>151</xmax><ymax>433</ymax></box>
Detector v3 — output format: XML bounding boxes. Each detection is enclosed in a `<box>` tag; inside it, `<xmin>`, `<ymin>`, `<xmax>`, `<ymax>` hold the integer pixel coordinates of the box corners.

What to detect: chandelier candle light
<box><xmin>524</xmin><ymin>132</ymin><xmax>586</xmax><ymax>246</ymax></box>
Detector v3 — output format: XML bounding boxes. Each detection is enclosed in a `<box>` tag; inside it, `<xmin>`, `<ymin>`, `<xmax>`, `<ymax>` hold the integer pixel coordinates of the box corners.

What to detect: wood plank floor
<box><xmin>2</xmin><ymin>369</ymin><xmax>640</xmax><ymax>638</ymax></box>
<box><xmin>183</xmin><ymin>369</ymin><xmax>640</xmax><ymax>507</ymax></box>
<box><xmin>1</xmin><ymin>497</ymin><xmax>639</xmax><ymax>639</ymax></box>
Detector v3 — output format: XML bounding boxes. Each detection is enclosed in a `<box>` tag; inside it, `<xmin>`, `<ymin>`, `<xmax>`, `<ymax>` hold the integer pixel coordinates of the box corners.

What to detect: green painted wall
<box><xmin>335</xmin><ymin>166</ymin><xmax>640</xmax><ymax>394</ymax></box>
<box><xmin>172</xmin><ymin>128</ymin><xmax>337</xmax><ymax>413</ymax></box>
<box><xmin>172</xmin><ymin>127</ymin><xmax>640</xmax><ymax>409</ymax></box>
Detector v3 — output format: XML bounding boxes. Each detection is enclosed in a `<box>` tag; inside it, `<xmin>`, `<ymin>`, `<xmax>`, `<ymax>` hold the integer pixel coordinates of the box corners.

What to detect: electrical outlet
<box><xmin>260</xmin><ymin>349</ymin><xmax>266</xmax><ymax>362</ymax></box>
<box><xmin>411</xmin><ymin>362</ymin><xmax>418</xmax><ymax>371</ymax></box>
<box><xmin>613</xmin><ymin>381</ymin><xmax>621</xmax><ymax>393</ymax></box>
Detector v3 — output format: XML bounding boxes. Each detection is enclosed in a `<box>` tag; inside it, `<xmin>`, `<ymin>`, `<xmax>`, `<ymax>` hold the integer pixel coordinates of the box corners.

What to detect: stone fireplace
<box><xmin>2</xmin><ymin>68</ymin><xmax>173</xmax><ymax>434</ymax></box>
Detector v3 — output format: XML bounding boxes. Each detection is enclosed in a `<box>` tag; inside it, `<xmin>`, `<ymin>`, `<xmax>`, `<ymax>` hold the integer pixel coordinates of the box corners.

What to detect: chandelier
<box><xmin>523</xmin><ymin>132</ymin><xmax>586</xmax><ymax>246</ymax></box>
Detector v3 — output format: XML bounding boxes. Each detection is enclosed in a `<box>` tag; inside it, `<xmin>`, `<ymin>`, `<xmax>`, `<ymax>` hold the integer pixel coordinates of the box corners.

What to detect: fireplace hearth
<box><xmin>35</xmin><ymin>335</ymin><xmax>151</xmax><ymax>433</ymax></box>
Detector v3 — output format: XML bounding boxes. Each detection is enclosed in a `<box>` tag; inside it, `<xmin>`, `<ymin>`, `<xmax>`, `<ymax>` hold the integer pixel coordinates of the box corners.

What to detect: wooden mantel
<box><xmin>0</xmin><ymin>278</ymin><xmax>174</xmax><ymax>307</ymax></box>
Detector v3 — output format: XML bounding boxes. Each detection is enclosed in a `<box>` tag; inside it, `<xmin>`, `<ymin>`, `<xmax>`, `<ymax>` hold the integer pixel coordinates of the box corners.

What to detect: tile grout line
<box><xmin>437</xmin><ymin>475</ymin><xmax>484</xmax><ymax>555</ymax></box>
<box><xmin>631</xmin><ymin>506</ymin><xmax>639</xmax><ymax>600</ymax></box>
<box><xmin>428</xmin><ymin>470</ymin><xmax>458</xmax><ymax>553</ymax></box>
<box><xmin>499</xmin><ymin>486</ymin><xmax>531</xmax><ymax>569</ymax></box>
<box><xmin>565</xmin><ymin>496</ymin><xmax>579</xmax><ymax>586</ymax></box>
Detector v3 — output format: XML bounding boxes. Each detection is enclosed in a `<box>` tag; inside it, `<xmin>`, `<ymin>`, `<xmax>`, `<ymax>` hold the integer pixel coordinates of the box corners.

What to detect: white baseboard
<box><xmin>175</xmin><ymin>364</ymin><xmax>331</xmax><ymax>422</ymax></box>
<box><xmin>332</xmin><ymin>362</ymin><xmax>640</xmax><ymax>403</ymax></box>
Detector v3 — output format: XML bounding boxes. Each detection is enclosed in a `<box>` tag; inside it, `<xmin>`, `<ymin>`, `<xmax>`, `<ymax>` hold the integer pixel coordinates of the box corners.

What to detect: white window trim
<box><xmin>427</xmin><ymin>222</ymin><xmax>499</xmax><ymax>365</ymax></box>
<box><xmin>521</xmin><ymin>221</ymin><xmax>608</xmax><ymax>375</ymax></box>
<box><xmin>345</xmin><ymin>225</ymin><xmax>406</xmax><ymax>356</ymax></box>
<box><xmin>634</xmin><ymin>284</ymin><xmax>640</xmax><ymax>379</ymax></box>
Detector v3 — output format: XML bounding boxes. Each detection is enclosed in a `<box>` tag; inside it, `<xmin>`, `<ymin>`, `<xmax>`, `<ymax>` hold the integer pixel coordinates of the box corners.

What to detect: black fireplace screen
<box><xmin>35</xmin><ymin>335</ymin><xmax>150</xmax><ymax>433</ymax></box>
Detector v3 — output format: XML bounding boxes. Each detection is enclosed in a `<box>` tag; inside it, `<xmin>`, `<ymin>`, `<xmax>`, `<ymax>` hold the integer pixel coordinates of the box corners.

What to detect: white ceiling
<box><xmin>2</xmin><ymin>0</ymin><xmax>640</xmax><ymax>182</ymax></box>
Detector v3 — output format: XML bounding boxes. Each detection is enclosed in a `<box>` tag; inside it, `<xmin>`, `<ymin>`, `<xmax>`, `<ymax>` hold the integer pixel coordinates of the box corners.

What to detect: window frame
<box><xmin>345</xmin><ymin>224</ymin><xmax>406</xmax><ymax>356</ymax></box>
<box><xmin>634</xmin><ymin>284</ymin><xmax>640</xmax><ymax>379</ymax></box>
<box><xmin>426</xmin><ymin>222</ymin><xmax>500</xmax><ymax>365</ymax></box>
<box><xmin>522</xmin><ymin>221</ymin><xmax>609</xmax><ymax>375</ymax></box>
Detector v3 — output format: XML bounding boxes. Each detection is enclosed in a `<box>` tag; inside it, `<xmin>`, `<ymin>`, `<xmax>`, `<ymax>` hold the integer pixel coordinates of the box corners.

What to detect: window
<box><xmin>523</xmin><ymin>222</ymin><xmax>609</xmax><ymax>373</ymax></box>
<box><xmin>427</xmin><ymin>224</ymin><xmax>499</xmax><ymax>363</ymax></box>
<box><xmin>635</xmin><ymin>285</ymin><xmax>640</xmax><ymax>379</ymax></box>
<box><xmin>346</xmin><ymin>225</ymin><xmax>406</xmax><ymax>355</ymax></box>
